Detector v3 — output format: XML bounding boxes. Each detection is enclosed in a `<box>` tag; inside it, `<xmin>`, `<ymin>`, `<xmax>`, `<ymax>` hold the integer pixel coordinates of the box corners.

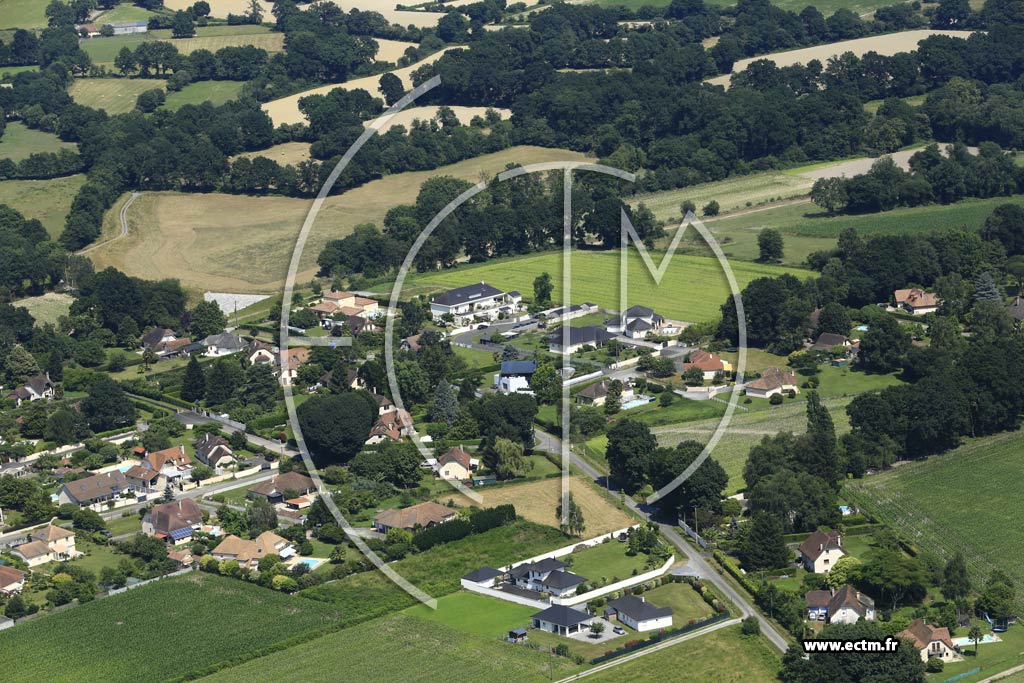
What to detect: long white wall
<box><xmin>553</xmin><ymin>555</ymin><xmax>675</xmax><ymax>607</ymax></box>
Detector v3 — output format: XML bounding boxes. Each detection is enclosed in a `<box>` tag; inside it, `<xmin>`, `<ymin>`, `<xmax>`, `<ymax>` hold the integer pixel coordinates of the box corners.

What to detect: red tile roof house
<box><xmin>142</xmin><ymin>445</ymin><xmax>193</xmax><ymax>488</ymax></box>
<box><xmin>373</xmin><ymin>501</ymin><xmax>458</xmax><ymax>533</ymax></box>
<box><xmin>894</xmin><ymin>288</ymin><xmax>940</xmax><ymax>315</ymax></box>
<box><xmin>744</xmin><ymin>367</ymin><xmax>799</xmax><ymax>399</ymax></box>
<box><xmin>898</xmin><ymin>619</ymin><xmax>961</xmax><ymax>663</ymax></box>
<box><xmin>142</xmin><ymin>499</ymin><xmax>205</xmax><ymax>544</ymax></box>
<box><xmin>434</xmin><ymin>446</ymin><xmax>478</xmax><ymax>482</ymax></box>
<box><xmin>0</xmin><ymin>565</ymin><xmax>26</xmax><ymax>596</ymax></box>
<box><xmin>798</xmin><ymin>528</ymin><xmax>846</xmax><ymax>574</ymax></box>
<box><xmin>246</xmin><ymin>472</ymin><xmax>315</xmax><ymax>504</ymax></box>
<box><xmin>682</xmin><ymin>350</ymin><xmax>733</xmax><ymax>381</ymax></box>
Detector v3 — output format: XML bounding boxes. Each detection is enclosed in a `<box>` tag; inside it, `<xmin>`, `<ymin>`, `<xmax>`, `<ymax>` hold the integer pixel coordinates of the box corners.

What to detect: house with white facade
<box><xmin>798</xmin><ymin>528</ymin><xmax>846</xmax><ymax>574</ymax></box>
<box><xmin>532</xmin><ymin>605</ymin><xmax>593</xmax><ymax>636</ymax></box>
<box><xmin>495</xmin><ymin>360</ymin><xmax>537</xmax><ymax>394</ymax></box>
<box><xmin>429</xmin><ymin>282</ymin><xmax>521</xmax><ymax>325</ymax></box>
<box><xmin>603</xmin><ymin>595</ymin><xmax>674</xmax><ymax>632</ymax></box>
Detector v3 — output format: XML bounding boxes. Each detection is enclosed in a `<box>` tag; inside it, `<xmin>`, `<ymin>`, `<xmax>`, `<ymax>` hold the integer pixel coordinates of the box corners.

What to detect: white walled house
<box><xmin>429</xmin><ymin>282</ymin><xmax>521</xmax><ymax>325</ymax></box>
<box><xmin>604</xmin><ymin>595</ymin><xmax>673</xmax><ymax>632</ymax></box>
<box><xmin>532</xmin><ymin>605</ymin><xmax>592</xmax><ymax>636</ymax></box>
<box><xmin>495</xmin><ymin>360</ymin><xmax>537</xmax><ymax>394</ymax></box>
<box><xmin>798</xmin><ymin>529</ymin><xmax>846</xmax><ymax>574</ymax></box>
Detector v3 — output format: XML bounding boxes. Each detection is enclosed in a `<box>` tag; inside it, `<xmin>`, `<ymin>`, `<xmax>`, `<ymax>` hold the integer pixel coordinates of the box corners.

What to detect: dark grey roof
<box><xmin>811</xmin><ymin>332</ymin><xmax>848</xmax><ymax>350</ymax></box>
<box><xmin>550</xmin><ymin>325</ymin><xmax>615</xmax><ymax>347</ymax></box>
<box><xmin>1009</xmin><ymin>297</ymin><xmax>1024</xmax><ymax>322</ymax></box>
<box><xmin>627</xmin><ymin>318</ymin><xmax>653</xmax><ymax>331</ymax></box>
<box><xmin>606</xmin><ymin>595</ymin><xmax>673</xmax><ymax>622</ymax></box>
<box><xmin>432</xmin><ymin>282</ymin><xmax>504</xmax><ymax>307</ymax></box>
<box><xmin>202</xmin><ymin>333</ymin><xmax>246</xmax><ymax>350</ymax></box>
<box><xmin>500</xmin><ymin>360</ymin><xmax>537</xmax><ymax>376</ymax></box>
<box><xmin>541</xmin><ymin>570</ymin><xmax>587</xmax><ymax>589</ymax></box>
<box><xmin>463</xmin><ymin>567</ymin><xmax>504</xmax><ymax>582</ymax></box>
<box><xmin>532</xmin><ymin>604</ymin><xmax>591</xmax><ymax>627</ymax></box>
<box><xmin>531</xmin><ymin>557</ymin><xmax>567</xmax><ymax>573</ymax></box>
<box><xmin>624</xmin><ymin>305</ymin><xmax>655</xmax><ymax>318</ymax></box>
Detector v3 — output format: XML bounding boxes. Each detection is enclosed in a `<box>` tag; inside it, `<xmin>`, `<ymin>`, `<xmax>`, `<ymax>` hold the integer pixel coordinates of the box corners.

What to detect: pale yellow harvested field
<box><xmin>165</xmin><ymin>32</ymin><xmax>285</xmax><ymax>55</ymax></box>
<box><xmin>163</xmin><ymin>0</ymin><xmax>446</xmax><ymax>27</ymax></box>
<box><xmin>262</xmin><ymin>47</ymin><xmax>462</xmax><ymax>126</ymax></box>
<box><xmin>89</xmin><ymin>145</ymin><xmax>590</xmax><ymax>292</ymax></box>
<box><xmin>437</xmin><ymin>476</ymin><xmax>636</xmax><ymax>535</ymax></box>
<box><xmin>236</xmin><ymin>141</ymin><xmax>312</xmax><ymax>166</ymax></box>
<box><xmin>366</xmin><ymin>105</ymin><xmax>510</xmax><ymax>132</ymax></box>
<box><xmin>373</xmin><ymin>38</ymin><xmax>419</xmax><ymax>63</ymax></box>
<box><xmin>707</xmin><ymin>30</ymin><xmax>973</xmax><ymax>88</ymax></box>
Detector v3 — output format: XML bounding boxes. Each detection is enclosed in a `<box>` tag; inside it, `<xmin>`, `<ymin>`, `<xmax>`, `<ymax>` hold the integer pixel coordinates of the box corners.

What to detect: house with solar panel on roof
<box><xmin>429</xmin><ymin>282</ymin><xmax>522</xmax><ymax>326</ymax></box>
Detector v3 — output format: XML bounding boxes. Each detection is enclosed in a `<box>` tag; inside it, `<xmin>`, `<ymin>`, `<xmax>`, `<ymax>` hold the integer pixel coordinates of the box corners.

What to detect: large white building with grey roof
<box><xmin>429</xmin><ymin>282</ymin><xmax>522</xmax><ymax>325</ymax></box>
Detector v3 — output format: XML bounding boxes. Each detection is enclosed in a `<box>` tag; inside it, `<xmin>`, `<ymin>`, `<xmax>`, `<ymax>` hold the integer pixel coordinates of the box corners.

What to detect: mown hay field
<box><xmin>0</xmin><ymin>122</ymin><xmax>77</xmax><ymax>162</ymax></box>
<box><xmin>69</xmin><ymin>78</ymin><xmax>168</xmax><ymax>115</ymax></box>
<box><xmin>0</xmin><ymin>174</ymin><xmax>86</xmax><ymax>238</ymax></box>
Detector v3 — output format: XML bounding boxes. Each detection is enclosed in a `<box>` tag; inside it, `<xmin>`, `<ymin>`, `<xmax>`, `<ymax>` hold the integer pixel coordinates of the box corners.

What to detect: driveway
<box><xmin>568</xmin><ymin>623</ymin><xmax>622</xmax><ymax>646</ymax></box>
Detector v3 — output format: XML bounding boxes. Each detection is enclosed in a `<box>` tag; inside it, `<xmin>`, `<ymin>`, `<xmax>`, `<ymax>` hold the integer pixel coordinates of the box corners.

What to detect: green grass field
<box><xmin>0</xmin><ymin>122</ymin><xmax>77</xmax><ymax>162</ymax></box>
<box><xmin>163</xmin><ymin>80</ymin><xmax>246</xmax><ymax>109</ymax></box>
<box><xmin>0</xmin><ymin>572</ymin><xmax>344</xmax><ymax>683</ymax></box>
<box><xmin>197</xmin><ymin>612</ymin><xmax>578</xmax><ymax>683</ymax></box>
<box><xmin>93</xmin><ymin>3</ymin><xmax>161</xmax><ymax>23</ymax></box>
<box><xmin>568</xmin><ymin>539</ymin><xmax>649</xmax><ymax>581</ymax></box>
<box><xmin>404</xmin><ymin>592</ymin><xmax>536</xmax><ymax>636</ymax></box>
<box><xmin>642</xmin><ymin>581</ymin><xmax>716</xmax><ymax>622</ymax></box>
<box><xmin>0</xmin><ymin>174</ymin><xmax>86</xmax><ymax>238</ymax></box>
<box><xmin>594</xmin><ymin>0</ymin><xmax>892</xmax><ymax>12</ymax></box>
<box><xmin>584</xmin><ymin>625</ymin><xmax>779</xmax><ymax>683</ymax></box>
<box><xmin>69</xmin><ymin>78</ymin><xmax>168</xmax><ymax>114</ymax></box>
<box><xmin>0</xmin><ymin>64</ymin><xmax>38</xmax><ymax>79</ymax></box>
<box><xmin>12</xmin><ymin>292</ymin><xmax>74</xmax><ymax>326</ymax></box>
<box><xmin>406</xmin><ymin>251</ymin><xmax>805</xmax><ymax>323</ymax></box>
<box><xmin>846</xmin><ymin>430</ymin><xmax>1024</xmax><ymax>611</ymax></box>
<box><xmin>81</xmin><ymin>25</ymin><xmax>279</xmax><ymax>65</ymax></box>
<box><xmin>0</xmin><ymin>0</ymin><xmax>49</xmax><ymax>29</ymax></box>
<box><xmin>631</xmin><ymin>171</ymin><xmax>814</xmax><ymax>222</ymax></box>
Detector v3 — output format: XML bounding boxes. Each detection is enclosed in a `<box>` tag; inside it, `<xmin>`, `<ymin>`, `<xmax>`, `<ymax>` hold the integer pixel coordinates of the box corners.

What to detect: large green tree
<box><xmin>297</xmin><ymin>391</ymin><xmax>377</xmax><ymax>465</ymax></box>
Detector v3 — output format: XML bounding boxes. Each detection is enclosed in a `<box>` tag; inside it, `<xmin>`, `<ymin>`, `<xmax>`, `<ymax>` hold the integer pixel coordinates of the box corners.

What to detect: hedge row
<box><xmin>411</xmin><ymin>504</ymin><xmax>516</xmax><ymax>551</ymax></box>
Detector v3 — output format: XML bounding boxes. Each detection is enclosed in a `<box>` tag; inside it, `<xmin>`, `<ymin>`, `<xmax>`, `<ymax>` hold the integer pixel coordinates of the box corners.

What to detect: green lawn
<box><xmin>404</xmin><ymin>591</ymin><xmax>536</xmax><ymax>637</ymax></box>
<box><xmin>0</xmin><ymin>572</ymin><xmax>345</xmax><ymax>683</ymax></box>
<box><xmin>406</xmin><ymin>250</ymin><xmax>806</xmax><ymax>323</ymax></box>
<box><xmin>0</xmin><ymin>0</ymin><xmax>49</xmax><ymax>28</ymax></box>
<box><xmin>846</xmin><ymin>430</ymin><xmax>1024</xmax><ymax>612</ymax></box>
<box><xmin>453</xmin><ymin>343</ymin><xmax>498</xmax><ymax>368</ymax></box>
<box><xmin>582</xmin><ymin>624</ymin><xmax>780</xmax><ymax>683</ymax></box>
<box><xmin>0</xmin><ymin>64</ymin><xmax>38</xmax><ymax>79</ymax></box>
<box><xmin>196</xmin><ymin>612</ymin><xmax>579</xmax><ymax>683</ymax></box>
<box><xmin>69</xmin><ymin>78</ymin><xmax>167</xmax><ymax>115</ymax></box>
<box><xmin>12</xmin><ymin>292</ymin><xmax>74</xmax><ymax>326</ymax></box>
<box><xmin>640</xmin><ymin>581</ymin><xmax>716</xmax><ymax>623</ymax></box>
<box><xmin>0</xmin><ymin>122</ymin><xmax>77</xmax><ymax>162</ymax></box>
<box><xmin>163</xmin><ymin>80</ymin><xmax>246</xmax><ymax>110</ymax></box>
<box><xmin>93</xmin><ymin>4</ymin><xmax>162</xmax><ymax>23</ymax></box>
<box><xmin>566</xmin><ymin>539</ymin><xmax>649</xmax><ymax>583</ymax></box>
<box><xmin>936</xmin><ymin>621</ymin><xmax>1024</xmax><ymax>682</ymax></box>
<box><xmin>0</xmin><ymin>174</ymin><xmax>86</xmax><ymax>238</ymax></box>
<box><xmin>104</xmin><ymin>513</ymin><xmax>143</xmax><ymax>536</ymax></box>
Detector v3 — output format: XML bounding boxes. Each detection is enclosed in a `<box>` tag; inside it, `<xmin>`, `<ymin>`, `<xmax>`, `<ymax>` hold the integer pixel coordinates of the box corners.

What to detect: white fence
<box><xmin>504</xmin><ymin>526</ymin><xmax>640</xmax><ymax>570</ymax></box>
<box><xmin>459</xmin><ymin>580</ymin><xmax>550</xmax><ymax>609</ymax></box>
<box><xmin>563</xmin><ymin>370</ymin><xmax>604</xmax><ymax>388</ymax></box>
<box><xmin>553</xmin><ymin>554</ymin><xmax>675</xmax><ymax>606</ymax></box>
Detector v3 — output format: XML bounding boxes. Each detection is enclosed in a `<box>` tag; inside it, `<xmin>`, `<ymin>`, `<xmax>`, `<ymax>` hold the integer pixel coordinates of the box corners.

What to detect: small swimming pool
<box><xmin>291</xmin><ymin>558</ymin><xmax>327</xmax><ymax>570</ymax></box>
<box><xmin>855</xmin><ymin>325</ymin><xmax>869</xmax><ymax>332</ymax></box>
<box><xmin>952</xmin><ymin>634</ymin><xmax>999</xmax><ymax>646</ymax></box>
<box><xmin>621</xmin><ymin>397</ymin><xmax>654</xmax><ymax>410</ymax></box>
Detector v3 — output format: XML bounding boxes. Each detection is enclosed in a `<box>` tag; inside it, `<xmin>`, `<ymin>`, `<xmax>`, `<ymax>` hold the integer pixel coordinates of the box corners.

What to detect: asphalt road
<box><xmin>535</xmin><ymin>426</ymin><xmax>789</xmax><ymax>653</ymax></box>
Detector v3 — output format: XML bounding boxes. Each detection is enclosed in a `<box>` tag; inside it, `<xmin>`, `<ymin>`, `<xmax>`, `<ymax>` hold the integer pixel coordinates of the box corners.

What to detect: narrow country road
<box><xmin>535</xmin><ymin>426</ymin><xmax>790</xmax><ymax>653</ymax></box>
<box><xmin>76</xmin><ymin>191</ymin><xmax>139</xmax><ymax>255</ymax></box>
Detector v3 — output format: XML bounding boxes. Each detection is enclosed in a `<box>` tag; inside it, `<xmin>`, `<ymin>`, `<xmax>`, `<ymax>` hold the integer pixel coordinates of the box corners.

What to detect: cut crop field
<box><xmin>846</xmin><ymin>430</ymin><xmax>1024</xmax><ymax>611</ymax></box>
<box><xmin>81</xmin><ymin>25</ymin><xmax>280</xmax><ymax>65</ymax></box>
<box><xmin>163</xmin><ymin>80</ymin><xmax>246</xmax><ymax>109</ymax></box>
<box><xmin>163</xmin><ymin>0</ymin><xmax>447</xmax><ymax>27</ymax></box>
<box><xmin>69</xmin><ymin>78</ymin><xmax>168</xmax><ymax>115</ymax></box>
<box><xmin>583</xmin><ymin>625</ymin><xmax>779</xmax><ymax>683</ymax></box>
<box><xmin>0</xmin><ymin>572</ymin><xmax>345</xmax><ymax>683</ymax></box>
<box><xmin>406</xmin><ymin>250</ymin><xmax>806</xmax><ymax>323</ymax></box>
<box><xmin>196</xmin><ymin>612</ymin><xmax>578</xmax><ymax>683</ymax></box>
<box><xmin>0</xmin><ymin>0</ymin><xmax>49</xmax><ymax>29</ymax></box>
<box><xmin>88</xmin><ymin>145</ymin><xmax>589</xmax><ymax>292</ymax></box>
<box><xmin>630</xmin><ymin>170</ymin><xmax>814</xmax><ymax>222</ymax></box>
<box><xmin>236</xmin><ymin>141</ymin><xmax>313</xmax><ymax>166</ymax></box>
<box><xmin>0</xmin><ymin>175</ymin><xmax>86</xmax><ymax>238</ymax></box>
<box><xmin>438</xmin><ymin>476</ymin><xmax>635</xmax><ymax>535</ymax></box>
<box><xmin>708</xmin><ymin>30</ymin><xmax>973</xmax><ymax>88</ymax></box>
<box><xmin>0</xmin><ymin>122</ymin><xmax>77</xmax><ymax>162</ymax></box>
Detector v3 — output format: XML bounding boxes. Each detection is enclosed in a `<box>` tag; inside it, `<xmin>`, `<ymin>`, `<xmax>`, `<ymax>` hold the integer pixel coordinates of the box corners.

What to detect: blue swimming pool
<box><xmin>622</xmin><ymin>397</ymin><xmax>654</xmax><ymax>410</ymax></box>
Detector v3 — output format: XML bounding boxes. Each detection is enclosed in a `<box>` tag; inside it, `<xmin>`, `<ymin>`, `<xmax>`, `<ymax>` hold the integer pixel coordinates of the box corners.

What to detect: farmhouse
<box><xmin>744</xmin><ymin>367</ymin><xmax>798</xmax><ymax>399</ymax></box>
<box><xmin>435</xmin><ymin>446</ymin><xmax>477</xmax><ymax>481</ymax></box>
<box><xmin>210</xmin><ymin>531</ymin><xmax>296</xmax><ymax>569</ymax></box>
<box><xmin>5</xmin><ymin>373</ymin><xmax>55</xmax><ymax>406</ymax></box>
<box><xmin>898</xmin><ymin>619</ymin><xmax>960</xmax><ymax>663</ymax></box>
<box><xmin>195</xmin><ymin>433</ymin><xmax>237</xmax><ymax>470</ymax></box>
<box><xmin>576</xmin><ymin>380</ymin><xmax>634</xmax><ymax>408</ymax></box>
<box><xmin>894</xmin><ymin>288</ymin><xmax>940</xmax><ymax>315</ymax></box>
<box><xmin>548</xmin><ymin>325</ymin><xmax>615</xmax><ymax>354</ymax></box>
<box><xmin>495</xmin><ymin>360</ymin><xmax>537</xmax><ymax>395</ymax></box>
<box><xmin>0</xmin><ymin>565</ymin><xmax>26</xmax><ymax>596</ymax></box>
<box><xmin>798</xmin><ymin>528</ymin><xmax>846</xmax><ymax>574</ymax></box>
<box><xmin>11</xmin><ymin>524</ymin><xmax>79</xmax><ymax>567</ymax></box>
<box><xmin>247</xmin><ymin>472</ymin><xmax>316</xmax><ymax>504</ymax></box>
<box><xmin>682</xmin><ymin>350</ymin><xmax>732</xmax><ymax>381</ymax></box>
<box><xmin>373</xmin><ymin>501</ymin><xmax>457</xmax><ymax>533</ymax></box>
<box><xmin>804</xmin><ymin>585</ymin><xmax>875</xmax><ymax>624</ymax></box>
<box><xmin>532</xmin><ymin>604</ymin><xmax>592</xmax><ymax>636</ymax></box>
<box><xmin>142</xmin><ymin>499</ymin><xmax>205</xmax><ymax>543</ymax></box>
<box><xmin>429</xmin><ymin>282</ymin><xmax>522</xmax><ymax>325</ymax></box>
<box><xmin>58</xmin><ymin>470</ymin><xmax>132</xmax><ymax>506</ymax></box>
<box><xmin>201</xmin><ymin>333</ymin><xmax>247</xmax><ymax>357</ymax></box>
<box><xmin>604</xmin><ymin>595</ymin><xmax>674</xmax><ymax>632</ymax></box>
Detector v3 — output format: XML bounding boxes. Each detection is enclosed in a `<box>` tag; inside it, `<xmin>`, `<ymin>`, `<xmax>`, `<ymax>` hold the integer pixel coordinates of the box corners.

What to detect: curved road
<box><xmin>536</xmin><ymin>426</ymin><xmax>790</xmax><ymax>653</ymax></box>
<box><xmin>76</xmin><ymin>191</ymin><xmax>139</xmax><ymax>256</ymax></box>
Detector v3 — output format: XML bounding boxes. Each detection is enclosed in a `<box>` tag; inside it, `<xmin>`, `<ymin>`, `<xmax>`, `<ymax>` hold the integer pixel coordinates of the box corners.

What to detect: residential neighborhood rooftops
<box><xmin>61</xmin><ymin>470</ymin><xmax>129</xmax><ymax>503</ymax></box>
<box><xmin>550</xmin><ymin>325</ymin><xmax>615</xmax><ymax>348</ymax></box>
<box><xmin>0</xmin><ymin>564</ymin><xmax>26</xmax><ymax>587</ymax></box>
<box><xmin>147</xmin><ymin>499</ymin><xmax>204</xmax><ymax>536</ymax></box>
<box><xmin>432</xmin><ymin>282</ymin><xmax>504</xmax><ymax>306</ymax></box>
<box><xmin>532</xmin><ymin>604</ymin><xmax>591</xmax><ymax>628</ymax></box>
<box><xmin>805</xmin><ymin>589</ymin><xmax>832</xmax><ymax>609</ymax></box>
<box><xmin>540</xmin><ymin>570</ymin><xmax>587</xmax><ymax>590</ymax></box>
<box><xmin>374</xmin><ymin>501</ymin><xmax>456</xmax><ymax>531</ymax></box>
<box><xmin>13</xmin><ymin>540</ymin><xmax>51</xmax><ymax>560</ymax></box>
<box><xmin>248</xmin><ymin>472</ymin><xmax>315</xmax><ymax>498</ymax></box>
<box><xmin>828</xmin><ymin>585</ymin><xmax>875</xmax><ymax>617</ymax></box>
<box><xmin>894</xmin><ymin>288</ymin><xmax>939</xmax><ymax>309</ymax></box>
<box><xmin>438</xmin><ymin>446</ymin><xmax>473</xmax><ymax>470</ymax></box>
<box><xmin>31</xmin><ymin>524</ymin><xmax>74</xmax><ymax>543</ymax></box>
<box><xmin>798</xmin><ymin>529</ymin><xmax>843</xmax><ymax>562</ymax></box>
<box><xmin>898</xmin><ymin>619</ymin><xmax>955</xmax><ymax>651</ymax></box>
<box><xmin>683</xmin><ymin>349</ymin><xmax>725</xmax><ymax>372</ymax></box>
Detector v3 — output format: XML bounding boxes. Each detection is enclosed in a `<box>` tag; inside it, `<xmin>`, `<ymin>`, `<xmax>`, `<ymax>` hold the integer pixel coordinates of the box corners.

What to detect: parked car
<box><xmin>613</xmin><ymin>626</ymin><xmax>626</xmax><ymax>635</ymax></box>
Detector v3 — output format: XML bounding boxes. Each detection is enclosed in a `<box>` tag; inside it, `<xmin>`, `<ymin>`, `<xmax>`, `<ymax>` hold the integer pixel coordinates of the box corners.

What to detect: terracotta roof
<box><xmin>125</xmin><ymin>465</ymin><xmax>159</xmax><ymax>481</ymax></box>
<box><xmin>311</xmin><ymin>301</ymin><xmax>339</xmax><ymax>314</ymax></box>
<box><xmin>167</xmin><ymin>548</ymin><xmax>194</xmax><ymax>565</ymax></box>
<box><xmin>248</xmin><ymin>472</ymin><xmax>315</xmax><ymax>497</ymax></box>
<box><xmin>402</xmin><ymin>334</ymin><xmax>422</xmax><ymax>351</ymax></box>
<box><xmin>746</xmin><ymin>367</ymin><xmax>797</xmax><ymax>392</ymax></box>
<box><xmin>894</xmin><ymin>288</ymin><xmax>939</xmax><ymax>309</ymax></box>
<box><xmin>374</xmin><ymin>502</ymin><xmax>457</xmax><ymax>530</ymax></box>
<box><xmin>324</xmin><ymin>290</ymin><xmax>355</xmax><ymax>302</ymax></box>
<box><xmin>899</xmin><ymin>619</ymin><xmax>955</xmax><ymax>651</ymax></box>
<box><xmin>798</xmin><ymin>529</ymin><xmax>843</xmax><ymax>562</ymax></box>
<box><xmin>212</xmin><ymin>531</ymin><xmax>291</xmax><ymax>565</ymax></box>
<box><xmin>284</xmin><ymin>348</ymin><xmax>310</xmax><ymax>371</ymax></box>
<box><xmin>683</xmin><ymin>349</ymin><xmax>725</xmax><ymax>372</ymax></box>
<box><xmin>31</xmin><ymin>524</ymin><xmax>74</xmax><ymax>543</ymax></box>
<box><xmin>0</xmin><ymin>565</ymin><xmax>26</xmax><ymax>587</ymax></box>
<box><xmin>438</xmin><ymin>446</ymin><xmax>472</xmax><ymax>469</ymax></box>
<box><xmin>145</xmin><ymin>445</ymin><xmax>190</xmax><ymax>471</ymax></box>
